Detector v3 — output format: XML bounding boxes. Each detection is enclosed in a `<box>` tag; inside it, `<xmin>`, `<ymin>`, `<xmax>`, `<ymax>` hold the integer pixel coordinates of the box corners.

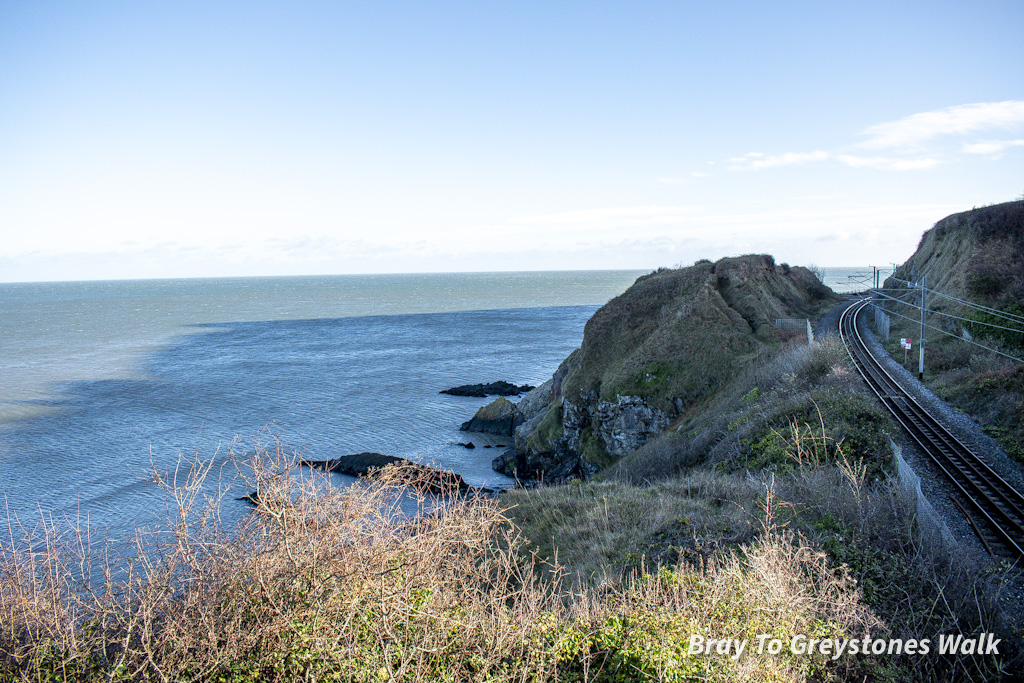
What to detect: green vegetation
<box><xmin>966</xmin><ymin>302</ymin><xmax>1024</xmax><ymax>352</ymax></box>
<box><xmin>0</xmin><ymin>452</ymin><xmax>878</xmax><ymax>683</ymax></box>
<box><xmin>509</xmin><ymin>335</ymin><xmax>1014</xmax><ymax>681</ymax></box>
<box><xmin>559</xmin><ymin>255</ymin><xmax>835</xmax><ymax>415</ymax></box>
<box><xmin>525</xmin><ymin>398</ymin><xmax>564</xmax><ymax>452</ymax></box>
<box><xmin>936</xmin><ymin>364</ymin><xmax>1024</xmax><ymax>463</ymax></box>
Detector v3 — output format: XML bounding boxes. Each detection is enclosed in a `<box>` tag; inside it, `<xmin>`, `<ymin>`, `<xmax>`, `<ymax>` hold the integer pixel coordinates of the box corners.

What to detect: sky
<box><xmin>1</xmin><ymin>0</ymin><xmax>1022</xmax><ymax>282</ymax></box>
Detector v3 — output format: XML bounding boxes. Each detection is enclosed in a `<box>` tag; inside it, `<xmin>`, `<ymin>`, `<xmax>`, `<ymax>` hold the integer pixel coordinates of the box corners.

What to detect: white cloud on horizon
<box><xmin>962</xmin><ymin>139</ymin><xmax>1024</xmax><ymax>155</ymax></box>
<box><xmin>1</xmin><ymin>201</ymin><xmax>961</xmax><ymax>282</ymax></box>
<box><xmin>858</xmin><ymin>100</ymin><xmax>1024</xmax><ymax>149</ymax></box>
<box><xmin>728</xmin><ymin>150</ymin><xmax>940</xmax><ymax>172</ymax></box>
<box><xmin>509</xmin><ymin>205</ymin><xmax>698</xmax><ymax>228</ymax></box>
<box><xmin>834</xmin><ymin>154</ymin><xmax>942</xmax><ymax>171</ymax></box>
<box><xmin>723</xmin><ymin>100</ymin><xmax>1024</xmax><ymax>175</ymax></box>
<box><xmin>728</xmin><ymin>150</ymin><xmax>830</xmax><ymax>171</ymax></box>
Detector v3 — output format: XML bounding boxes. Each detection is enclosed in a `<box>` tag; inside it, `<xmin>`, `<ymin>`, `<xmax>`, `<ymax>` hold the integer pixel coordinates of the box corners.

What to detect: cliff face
<box><xmin>494</xmin><ymin>254</ymin><xmax>834</xmax><ymax>481</ymax></box>
<box><xmin>886</xmin><ymin>200</ymin><xmax>1024</xmax><ymax>310</ymax></box>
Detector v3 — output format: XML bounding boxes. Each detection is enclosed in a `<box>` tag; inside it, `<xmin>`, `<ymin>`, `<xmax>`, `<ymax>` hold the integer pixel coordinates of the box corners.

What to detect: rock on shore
<box><xmin>459</xmin><ymin>396</ymin><xmax>523</xmax><ymax>435</ymax></box>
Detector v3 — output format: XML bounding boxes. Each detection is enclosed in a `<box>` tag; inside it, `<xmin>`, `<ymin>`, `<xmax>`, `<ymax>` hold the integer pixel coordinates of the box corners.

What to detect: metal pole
<box><xmin>919</xmin><ymin>275</ymin><xmax>926</xmax><ymax>380</ymax></box>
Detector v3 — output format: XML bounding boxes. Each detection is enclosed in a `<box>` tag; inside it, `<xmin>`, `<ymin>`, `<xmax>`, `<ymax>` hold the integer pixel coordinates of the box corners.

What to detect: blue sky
<box><xmin>1</xmin><ymin>0</ymin><xmax>1022</xmax><ymax>282</ymax></box>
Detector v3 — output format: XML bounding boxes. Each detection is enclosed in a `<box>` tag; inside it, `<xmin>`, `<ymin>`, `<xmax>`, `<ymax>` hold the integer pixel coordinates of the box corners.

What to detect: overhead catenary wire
<box><xmin>879</xmin><ymin>305</ymin><xmax>1024</xmax><ymax>364</ymax></box>
<box><xmin>924</xmin><ymin>289</ymin><xmax>1024</xmax><ymax>325</ymax></box>
<box><xmin>872</xmin><ymin>289</ymin><xmax>1024</xmax><ymax>336</ymax></box>
<box><xmin>930</xmin><ymin>308</ymin><xmax>1024</xmax><ymax>336</ymax></box>
<box><xmin>886</xmin><ymin>276</ymin><xmax>1024</xmax><ymax>324</ymax></box>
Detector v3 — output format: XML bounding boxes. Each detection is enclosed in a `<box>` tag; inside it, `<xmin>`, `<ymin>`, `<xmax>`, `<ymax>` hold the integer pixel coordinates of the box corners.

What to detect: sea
<box><xmin>0</xmin><ymin>266</ymin><xmax>877</xmax><ymax>540</ymax></box>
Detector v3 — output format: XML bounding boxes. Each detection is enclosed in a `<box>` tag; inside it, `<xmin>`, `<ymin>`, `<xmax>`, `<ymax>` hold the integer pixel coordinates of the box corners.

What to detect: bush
<box><xmin>1</xmin><ymin>447</ymin><xmax>556</xmax><ymax>682</ymax></box>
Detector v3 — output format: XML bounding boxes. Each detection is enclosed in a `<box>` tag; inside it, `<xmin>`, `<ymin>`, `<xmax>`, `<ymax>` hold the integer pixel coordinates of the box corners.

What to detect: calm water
<box><xmin>0</xmin><ymin>271</ymin><xmax>645</xmax><ymax>536</ymax></box>
<box><xmin>820</xmin><ymin>266</ymin><xmax>894</xmax><ymax>293</ymax></box>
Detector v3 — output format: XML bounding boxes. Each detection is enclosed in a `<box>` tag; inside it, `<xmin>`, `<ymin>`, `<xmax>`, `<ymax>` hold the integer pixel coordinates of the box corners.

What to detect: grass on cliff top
<box><xmin>4</xmin><ymin>445</ymin><xmax>884</xmax><ymax>683</ymax></box>
<box><xmin>559</xmin><ymin>257</ymin><xmax>836</xmax><ymax>417</ymax></box>
<box><xmin>507</xmin><ymin>459</ymin><xmax>1015</xmax><ymax>681</ymax></box>
<box><xmin>507</xmin><ymin>329</ymin><xmax>1016</xmax><ymax>680</ymax></box>
<box><xmin>512</xmin><ymin>419</ymin><xmax>1015</xmax><ymax>679</ymax></box>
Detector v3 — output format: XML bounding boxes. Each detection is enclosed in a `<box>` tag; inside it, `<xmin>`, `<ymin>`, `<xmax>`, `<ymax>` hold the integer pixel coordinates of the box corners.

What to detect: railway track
<box><xmin>839</xmin><ymin>298</ymin><xmax>1024</xmax><ymax>558</ymax></box>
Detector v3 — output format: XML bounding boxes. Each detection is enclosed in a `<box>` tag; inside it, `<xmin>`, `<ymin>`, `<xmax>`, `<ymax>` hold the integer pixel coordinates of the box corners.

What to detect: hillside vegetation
<box><xmin>882</xmin><ymin>199</ymin><xmax>1024</xmax><ymax>461</ymax></box>
<box><xmin>500</xmin><ymin>255</ymin><xmax>835</xmax><ymax>481</ymax></box>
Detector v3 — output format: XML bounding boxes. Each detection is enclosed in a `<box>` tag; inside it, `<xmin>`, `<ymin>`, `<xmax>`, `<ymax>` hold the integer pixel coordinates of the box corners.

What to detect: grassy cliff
<box><xmin>882</xmin><ymin>200</ymin><xmax>1024</xmax><ymax>461</ymax></box>
<box><xmin>561</xmin><ymin>255</ymin><xmax>833</xmax><ymax>414</ymax></box>
<box><xmin>514</xmin><ymin>255</ymin><xmax>836</xmax><ymax>476</ymax></box>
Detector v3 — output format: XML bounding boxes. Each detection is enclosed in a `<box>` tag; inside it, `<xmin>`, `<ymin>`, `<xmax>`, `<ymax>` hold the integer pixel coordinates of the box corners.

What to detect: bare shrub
<box><xmin>1</xmin><ymin>443</ymin><xmax>560</xmax><ymax>681</ymax></box>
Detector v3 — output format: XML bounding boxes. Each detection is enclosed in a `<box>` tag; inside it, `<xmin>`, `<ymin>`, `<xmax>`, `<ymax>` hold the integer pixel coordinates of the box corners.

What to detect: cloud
<box><xmin>858</xmin><ymin>101</ymin><xmax>1024</xmax><ymax>149</ymax></box>
<box><xmin>510</xmin><ymin>205</ymin><xmax>696</xmax><ymax>228</ymax></box>
<box><xmin>729</xmin><ymin>151</ymin><xmax>830</xmax><ymax>171</ymax></box>
<box><xmin>834</xmin><ymin>154</ymin><xmax>942</xmax><ymax>171</ymax></box>
<box><xmin>962</xmin><ymin>139</ymin><xmax>1024</xmax><ymax>155</ymax></box>
<box><xmin>720</xmin><ymin>101</ymin><xmax>1024</xmax><ymax>175</ymax></box>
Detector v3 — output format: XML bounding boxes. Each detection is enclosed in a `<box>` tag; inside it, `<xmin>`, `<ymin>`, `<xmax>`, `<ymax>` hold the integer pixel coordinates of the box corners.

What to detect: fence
<box><xmin>892</xmin><ymin>439</ymin><xmax>960</xmax><ymax>553</ymax></box>
<box><xmin>774</xmin><ymin>318</ymin><xmax>814</xmax><ymax>344</ymax></box>
<box><xmin>873</xmin><ymin>304</ymin><xmax>890</xmax><ymax>341</ymax></box>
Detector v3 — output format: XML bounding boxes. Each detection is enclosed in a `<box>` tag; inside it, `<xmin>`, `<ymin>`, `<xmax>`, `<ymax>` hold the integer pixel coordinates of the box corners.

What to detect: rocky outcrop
<box><xmin>441</xmin><ymin>381</ymin><xmax>535</xmax><ymax>397</ymax></box>
<box><xmin>459</xmin><ymin>396</ymin><xmax>523</xmax><ymax>435</ymax></box>
<box><xmin>514</xmin><ymin>378</ymin><xmax>554</xmax><ymax>421</ymax></box>
<box><xmin>493</xmin><ymin>254</ymin><xmax>836</xmax><ymax>483</ymax></box>
<box><xmin>594</xmin><ymin>395</ymin><xmax>672</xmax><ymax>458</ymax></box>
<box><xmin>491</xmin><ymin>446</ymin><xmax>598</xmax><ymax>485</ymax></box>
<box><xmin>302</xmin><ymin>452</ymin><xmax>407</xmax><ymax>476</ymax></box>
<box><xmin>885</xmin><ymin>200</ymin><xmax>1024</xmax><ymax>310</ymax></box>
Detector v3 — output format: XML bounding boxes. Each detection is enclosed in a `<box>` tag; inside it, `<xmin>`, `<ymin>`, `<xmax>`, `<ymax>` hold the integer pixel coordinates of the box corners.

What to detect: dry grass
<box><xmin>1</xmin><ymin>440</ymin><xmax>886</xmax><ymax>682</ymax></box>
<box><xmin>504</xmin><ymin>473</ymin><xmax>762</xmax><ymax>583</ymax></box>
<box><xmin>510</xmin><ymin>415</ymin><xmax>1020</xmax><ymax>680</ymax></box>
<box><xmin>1</xmin><ymin>444</ymin><xmax>555</xmax><ymax>682</ymax></box>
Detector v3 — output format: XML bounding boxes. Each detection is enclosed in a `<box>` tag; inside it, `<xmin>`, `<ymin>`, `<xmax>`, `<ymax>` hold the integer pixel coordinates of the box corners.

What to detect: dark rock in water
<box><xmin>491</xmin><ymin>448</ymin><xmax>522</xmax><ymax>477</ymax></box>
<box><xmin>441</xmin><ymin>381</ymin><xmax>535</xmax><ymax>397</ymax></box>
<box><xmin>301</xmin><ymin>453</ymin><xmax>495</xmax><ymax>495</ymax></box>
<box><xmin>302</xmin><ymin>452</ymin><xmax>408</xmax><ymax>477</ymax></box>
<box><xmin>457</xmin><ymin>441</ymin><xmax>476</xmax><ymax>449</ymax></box>
<box><xmin>460</xmin><ymin>396</ymin><xmax>523</xmax><ymax>435</ymax></box>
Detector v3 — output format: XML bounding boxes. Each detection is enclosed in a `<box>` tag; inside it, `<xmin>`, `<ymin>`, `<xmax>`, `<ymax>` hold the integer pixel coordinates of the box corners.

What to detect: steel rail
<box><xmin>839</xmin><ymin>298</ymin><xmax>1024</xmax><ymax>557</ymax></box>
